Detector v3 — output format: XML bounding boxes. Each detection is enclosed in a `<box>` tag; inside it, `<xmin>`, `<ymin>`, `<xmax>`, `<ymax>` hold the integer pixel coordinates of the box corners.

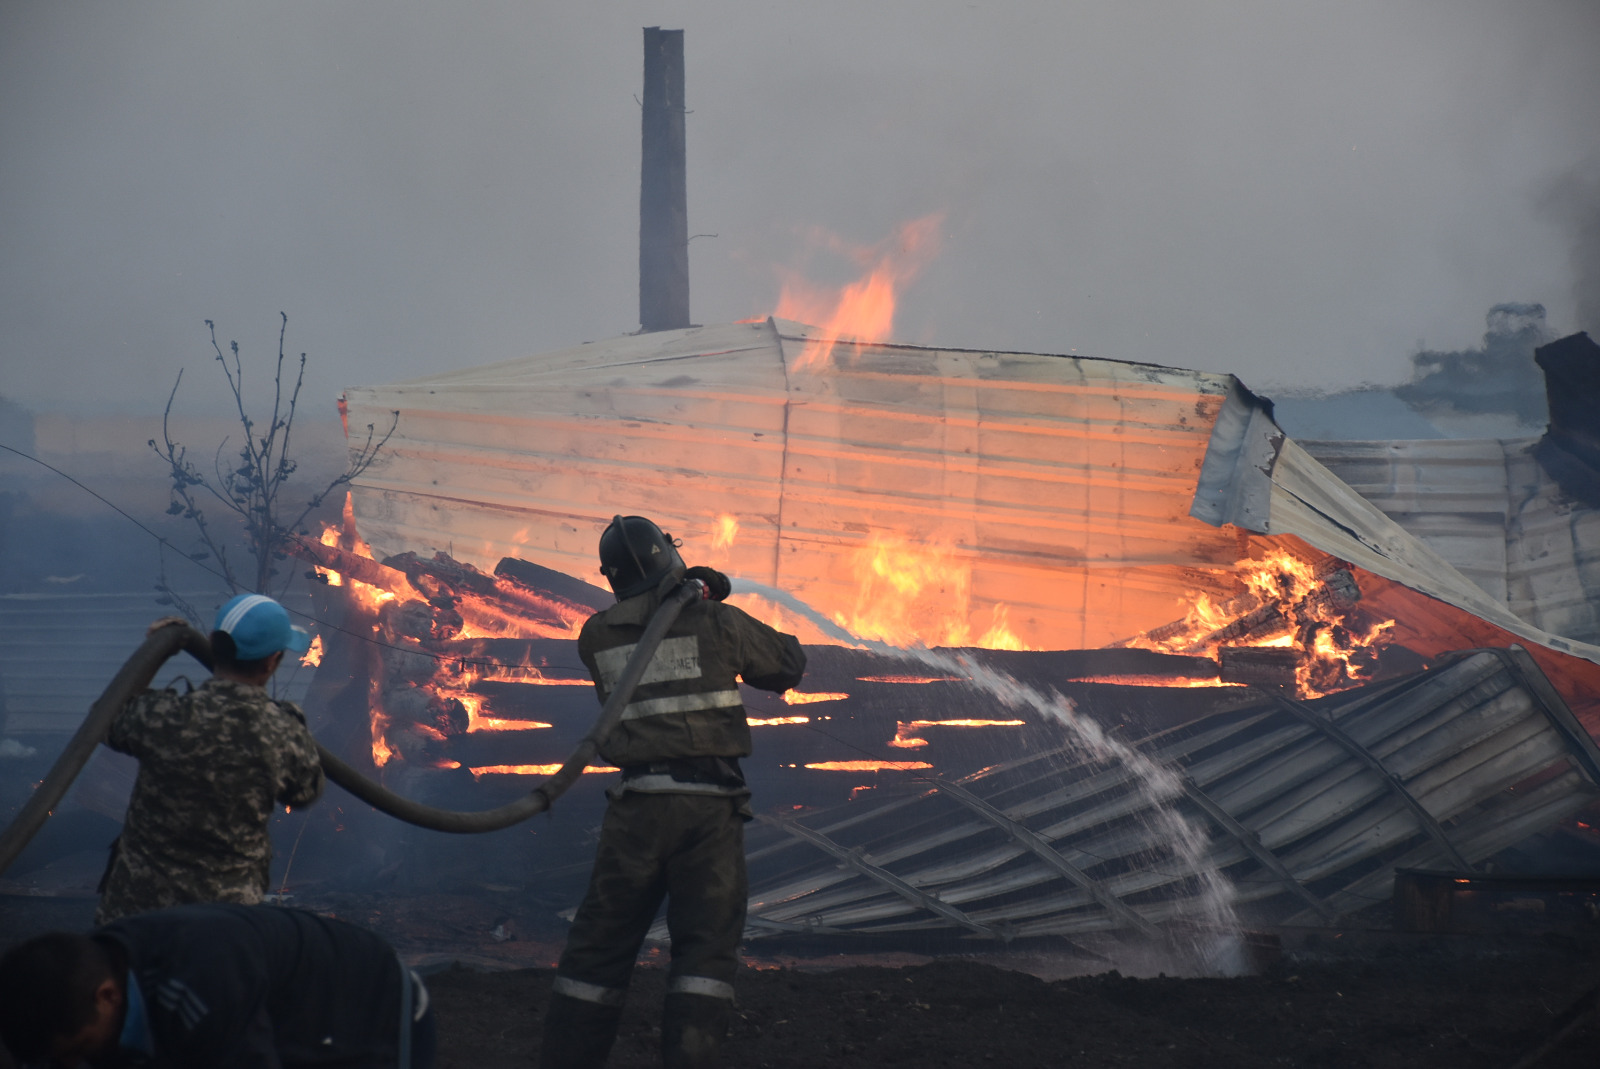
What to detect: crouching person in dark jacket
<box><xmin>0</xmin><ymin>903</ymin><xmax>434</xmax><ymax>1069</ymax></box>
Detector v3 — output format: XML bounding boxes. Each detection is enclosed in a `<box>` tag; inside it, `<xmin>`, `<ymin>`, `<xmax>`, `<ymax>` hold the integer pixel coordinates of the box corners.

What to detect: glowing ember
<box><xmin>748</xmin><ymin>716</ymin><xmax>810</xmax><ymax>726</ymax></box>
<box><xmin>299</xmin><ymin>634</ymin><xmax>323</xmax><ymax>668</ymax></box>
<box><xmin>856</xmin><ymin>675</ymin><xmax>961</xmax><ymax>684</ymax></box>
<box><xmin>781</xmin><ymin>690</ymin><xmax>849</xmax><ymax>705</ymax></box>
<box><xmin>802</xmin><ymin>760</ymin><xmax>933</xmax><ymax>772</ymax></box>
<box><xmin>427</xmin><ymin>673</ymin><xmax>557</xmax><ymax>733</ymax></box>
<box><xmin>1071</xmin><ymin>675</ymin><xmax>1245</xmax><ymax>689</ymax></box>
<box><xmin>468</xmin><ymin>764</ymin><xmax>620</xmax><ymax>777</ymax></box>
<box><xmin>477</xmin><ymin>717</ymin><xmax>554</xmax><ymax>731</ymax></box>
<box><xmin>888</xmin><ymin>719</ymin><xmax>1027</xmax><ymax>749</ymax></box>
<box><xmin>775</xmin><ymin>213</ymin><xmax>944</xmax><ymax>372</ymax></box>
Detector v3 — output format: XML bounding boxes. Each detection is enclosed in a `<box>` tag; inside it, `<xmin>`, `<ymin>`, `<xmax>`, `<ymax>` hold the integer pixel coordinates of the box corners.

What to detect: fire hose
<box><xmin>0</xmin><ymin>580</ymin><xmax>702</xmax><ymax>873</ymax></box>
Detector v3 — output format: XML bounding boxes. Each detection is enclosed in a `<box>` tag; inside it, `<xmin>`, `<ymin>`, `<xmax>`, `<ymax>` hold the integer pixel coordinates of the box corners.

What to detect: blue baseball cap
<box><xmin>213</xmin><ymin>594</ymin><xmax>313</xmax><ymax>661</ymax></box>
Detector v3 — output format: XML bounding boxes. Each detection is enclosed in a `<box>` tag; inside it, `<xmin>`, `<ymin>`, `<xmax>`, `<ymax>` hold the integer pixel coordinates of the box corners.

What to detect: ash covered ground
<box><xmin>3</xmin><ymin>890</ymin><xmax>1598</xmax><ymax>1069</ymax></box>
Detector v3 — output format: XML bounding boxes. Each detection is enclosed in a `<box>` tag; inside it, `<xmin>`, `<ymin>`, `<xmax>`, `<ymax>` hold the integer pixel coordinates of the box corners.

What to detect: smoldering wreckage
<box><xmin>9</xmin><ymin>23</ymin><xmax>1600</xmax><ymax>1065</ymax></box>
<box><xmin>7</xmin><ymin>318</ymin><xmax>1600</xmax><ymax>1066</ymax></box>
<box><xmin>313</xmin><ymin>318</ymin><xmax>1600</xmax><ymax>954</ymax></box>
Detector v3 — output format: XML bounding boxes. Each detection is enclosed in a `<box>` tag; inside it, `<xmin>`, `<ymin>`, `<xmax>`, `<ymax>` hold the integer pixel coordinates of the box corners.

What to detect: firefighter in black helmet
<box><xmin>539</xmin><ymin>516</ymin><xmax>806</xmax><ymax>1069</ymax></box>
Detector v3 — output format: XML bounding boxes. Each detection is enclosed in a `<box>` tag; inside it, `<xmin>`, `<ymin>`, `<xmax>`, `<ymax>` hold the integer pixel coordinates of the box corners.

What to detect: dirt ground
<box><xmin>425</xmin><ymin>935</ymin><xmax>1600</xmax><ymax>1069</ymax></box>
<box><xmin>3</xmin><ymin>892</ymin><xmax>1599</xmax><ymax>1068</ymax></box>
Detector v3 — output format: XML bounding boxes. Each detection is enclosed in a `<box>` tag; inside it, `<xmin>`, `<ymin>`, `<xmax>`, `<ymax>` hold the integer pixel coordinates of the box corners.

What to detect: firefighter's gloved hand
<box><xmin>683</xmin><ymin>566</ymin><xmax>731</xmax><ymax>601</ymax></box>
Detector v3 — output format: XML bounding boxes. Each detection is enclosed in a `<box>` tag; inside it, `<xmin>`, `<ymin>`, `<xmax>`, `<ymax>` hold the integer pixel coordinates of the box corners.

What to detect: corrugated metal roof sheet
<box><xmin>343</xmin><ymin>319</ymin><xmax>1600</xmax><ymax>667</ymax></box>
<box><xmin>1300</xmin><ymin>438</ymin><xmax>1600</xmax><ymax>644</ymax></box>
<box><xmin>1190</xmin><ymin>391</ymin><xmax>1600</xmax><ymax>672</ymax></box>
<box><xmin>344</xmin><ymin>319</ymin><xmax>1254</xmax><ymax>651</ymax></box>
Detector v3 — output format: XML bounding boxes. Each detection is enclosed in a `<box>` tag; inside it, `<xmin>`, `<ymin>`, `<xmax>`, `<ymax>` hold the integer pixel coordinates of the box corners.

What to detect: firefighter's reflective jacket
<box><xmin>577</xmin><ymin>584</ymin><xmax>806</xmax><ymax>774</ymax></box>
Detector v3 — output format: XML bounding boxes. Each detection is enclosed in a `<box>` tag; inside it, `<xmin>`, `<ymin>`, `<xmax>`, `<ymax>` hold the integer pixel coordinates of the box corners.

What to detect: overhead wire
<box><xmin>0</xmin><ymin>441</ymin><xmax>590</xmax><ymax>676</ymax></box>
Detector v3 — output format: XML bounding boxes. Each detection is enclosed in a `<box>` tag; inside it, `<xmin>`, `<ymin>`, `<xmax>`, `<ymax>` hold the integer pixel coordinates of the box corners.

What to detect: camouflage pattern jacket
<box><xmin>578</xmin><ymin>585</ymin><xmax>806</xmax><ymax>782</ymax></box>
<box><xmin>95</xmin><ymin>678</ymin><xmax>325</xmax><ymax>924</ymax></box>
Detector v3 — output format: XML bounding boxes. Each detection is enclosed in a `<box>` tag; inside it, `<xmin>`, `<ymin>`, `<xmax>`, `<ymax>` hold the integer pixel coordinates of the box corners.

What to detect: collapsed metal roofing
<box><xmin>725</xmin><ymin>647</ymin><xmax>1600</xmax><ymax>939</ymax></box>
<box><xmin>330</xmin><ymin>326</ymin><xmax>1600</xmax><ymax>939</ymax></box>
<box><xmin>343</xmin><ymin>318</ymin><xmax>1600</xmax><ymax>672</ymax></box>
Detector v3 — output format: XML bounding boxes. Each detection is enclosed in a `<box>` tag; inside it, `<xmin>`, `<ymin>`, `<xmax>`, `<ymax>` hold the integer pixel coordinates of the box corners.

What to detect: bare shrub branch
<box><xmin>148</xmin><ymin>314</ymin><xmax>399</xmax><ymax>604</ymax></box>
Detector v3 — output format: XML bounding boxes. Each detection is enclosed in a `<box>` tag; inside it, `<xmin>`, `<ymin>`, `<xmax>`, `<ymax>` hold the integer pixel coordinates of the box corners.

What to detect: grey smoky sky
<box><xmin>3</xmin><ymin>1</ymin><xmax>1598</xmax><ymax>418</ymax></box>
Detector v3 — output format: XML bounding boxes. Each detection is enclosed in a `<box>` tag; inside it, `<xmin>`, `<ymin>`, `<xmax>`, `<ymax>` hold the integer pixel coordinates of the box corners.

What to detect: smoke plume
<box><xmin>1542</xmin><ymin>162</ymin><xmax>1600</xmax><ymax>336</ymax></box>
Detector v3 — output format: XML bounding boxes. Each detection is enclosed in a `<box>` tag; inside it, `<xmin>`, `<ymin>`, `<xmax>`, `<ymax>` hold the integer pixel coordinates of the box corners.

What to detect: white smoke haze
<box><xmin>2</xmin><ymin>0</ymin><xmax>1598</xmax><ymax>418</ymax></box>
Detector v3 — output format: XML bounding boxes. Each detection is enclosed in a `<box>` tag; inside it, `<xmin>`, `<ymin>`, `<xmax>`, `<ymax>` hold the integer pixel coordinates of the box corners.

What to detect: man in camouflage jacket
<box><xmin>95</xmin><ymin>594</ymin><xmax>324</xmax><ymax>925</ymax></box>
<box><xmin>540</xmin><ymin>517</ymin><xmax>806</xmax><ymax>1069</ymax></box>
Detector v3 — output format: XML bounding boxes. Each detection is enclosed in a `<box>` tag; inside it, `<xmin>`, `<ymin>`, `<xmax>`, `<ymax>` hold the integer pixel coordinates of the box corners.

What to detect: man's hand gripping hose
<box><xmin>0</xmin><ymin>580</ymin><xmax>704</xmax><ymax>872</ymax></box>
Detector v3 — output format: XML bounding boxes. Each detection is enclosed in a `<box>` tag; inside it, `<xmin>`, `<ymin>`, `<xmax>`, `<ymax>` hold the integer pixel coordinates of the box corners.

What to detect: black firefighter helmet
<box><xmin>598</xmin><ymin>515</ymin><xmax>686</xmax><ymax>599</ymax></box>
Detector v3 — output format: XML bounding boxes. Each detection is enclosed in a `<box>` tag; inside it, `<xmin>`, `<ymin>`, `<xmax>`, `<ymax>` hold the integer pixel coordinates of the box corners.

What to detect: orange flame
<box><xmin>889</xmin><ymin>719</ymin><xmax>1026</xmax><ymax>749</ymax></box>
<box><xmin>802</xmin><ymin>761</ymin><xmax>933</xmax><ymax>772</ymax></box>
<box><xmin>748</xmin><ymin>716</ymin><xmax>810</xmax><ymax>726</ymax></box>
<box><xmin>835</xmin><ymin>533</ymin><xmax>1029</xmax><ymax>651</ymax></box>
<box><xmin>371</xmin><ymin>726</ymin><xmax>393</xmax><ymax>768</ymax></box>
<box><xmin>315</xmin><ymin>517</ymin><xmax>396</xmax><ymax>615</ymax></box>
<box><xmin>856</xmin><ymin>675</ymin><xmax>961</xmax><ymax>684</ymax></box>
<box><xmin>318</xmin><ymin>526</ymin><xmax>344</xmax><ymax>585</ymax></box>
<box><xmin>775</xmin><ymin>214</ymin><xmax>944</xmax><ymax>372</ymax></box>
<box><xmin>977</xmin><ymin>604</ymin><xmax>1027</xmax><ymax>651</ymax></box>
<box><xmin>1071</xmin><ymin>675</ymin><xmax>1244</xmax><ymax>688</ymax></box>
<box><xmin>468</xmin><ymin>764</ymin><xmax>619</xmax><ymax>777</ymax></box>
<box><xmin>316</xmin><ymin>517</ymin><xmax>598</xmax><ymax>765</ymax></box>
<box><xmin>299</xmin><ymin>634</ymin><xmax>324</xmax><ymax>668</ymax></box>
<box><xmin>1125</xmin><ymin>547</ymin><xmax>1397</xmax><ymax>698</ymax></box>
<box><xmin>781</xmin><ymin>690</ymin><xmax>849</xmax><ymax>705</ymax></box>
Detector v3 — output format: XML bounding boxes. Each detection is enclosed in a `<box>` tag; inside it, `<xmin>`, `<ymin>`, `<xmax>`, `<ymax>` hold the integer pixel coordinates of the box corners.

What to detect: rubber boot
<box><xmin>538</xmin><ymin>992</ymin><xmax>623</xmax><ymax>1069</ymax></box>
<box><xmin>661</xmin><ymin>992</ymin><xmax>731</xmax><ymax>1069</ymax></box>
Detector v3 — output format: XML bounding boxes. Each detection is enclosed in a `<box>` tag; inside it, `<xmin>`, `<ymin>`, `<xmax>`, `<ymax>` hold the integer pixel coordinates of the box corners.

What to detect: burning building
<box><xmin>286</xmin><ymin>317</ymin><xmax>1600</xmax><ymax>941</ymax></box>
<box><xmin>337</xmin><ymin>318</ymin><xmax>1599</xmax><ymax>684</ymax></box>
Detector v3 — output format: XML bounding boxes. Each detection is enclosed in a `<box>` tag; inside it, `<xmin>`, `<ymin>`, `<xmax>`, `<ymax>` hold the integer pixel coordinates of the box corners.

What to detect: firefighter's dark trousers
<box><xmin>539</xmin><ymin>791</ymin><xmax>747</xmax><ymax>1069</ymax></box>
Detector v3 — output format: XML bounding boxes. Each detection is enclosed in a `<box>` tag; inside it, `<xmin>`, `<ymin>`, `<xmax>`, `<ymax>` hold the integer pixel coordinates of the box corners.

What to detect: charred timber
<box><xmin>1218</xmin><ymin>646</ymin><xmax>1301</xmax><ymax>687</ymax></box>
<box><xmin>493</xmin><ymin>557</ymin><xmax>611</xmax><ymax>611</ymax></box>
<box><xmin>288</xmin><ymin>534</ymin><xmax>406</xmax><ymax>591</ymax></box>
<box><xmin>382</xmin><ymin>551</ymin><xmax>592</xmax><ymax>631</ymax></box>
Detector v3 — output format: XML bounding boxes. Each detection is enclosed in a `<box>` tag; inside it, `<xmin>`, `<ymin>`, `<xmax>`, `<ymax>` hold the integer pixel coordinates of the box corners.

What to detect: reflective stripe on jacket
<box><xmin>578</xmin><ymin>586</ymin><xmax>806</xmax><ymax>769</ymax></box>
